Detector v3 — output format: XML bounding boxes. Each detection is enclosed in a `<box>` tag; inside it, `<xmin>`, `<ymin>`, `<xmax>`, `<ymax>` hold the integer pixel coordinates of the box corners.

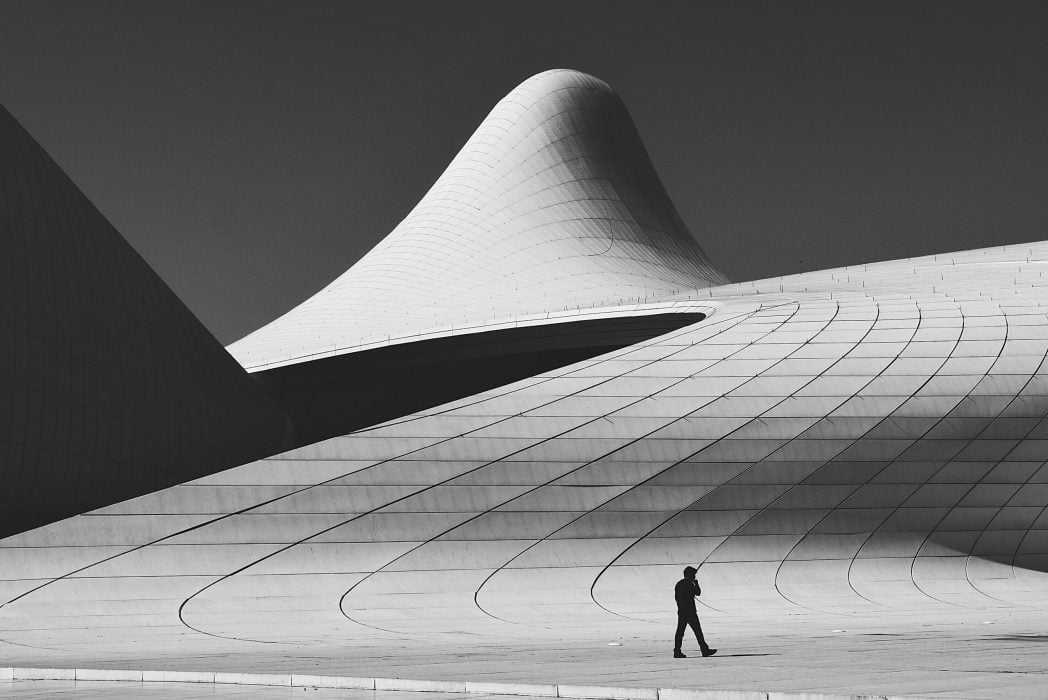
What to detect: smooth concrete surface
<box><xmin>5</xmin><ymin>240</ymin><xmax>1048</xmax><ymax>698</ymax></box>
<box><xmin>0</xmin><ymin>671</ymin><xmax>972</xmax><ymax>699</ymax></box>
<box><xmin>4</xmin><ymin>70</ymin><xmax>1048</xmax><ymax>700</ymax></box>
<box><xmin>229</xmin><ymin>69</ymin><xmax>727</xmax><ymax>370</ymax></box>
<box><xmin>1</xmin><ymin>680</ymin><xmax>538</xmax><ymax>699</ymax></box>
<box><xmin>3</xmin><ymin>616</ymin><xmax>1048</xmax><ymax>698</ymax></box>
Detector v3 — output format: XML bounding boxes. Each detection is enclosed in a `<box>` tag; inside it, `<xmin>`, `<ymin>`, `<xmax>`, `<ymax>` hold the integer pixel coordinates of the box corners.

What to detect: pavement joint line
<box><xmin>0</xmin><ymin>667</ymin><xmax>941</xmax><ymax>700</ymax></box>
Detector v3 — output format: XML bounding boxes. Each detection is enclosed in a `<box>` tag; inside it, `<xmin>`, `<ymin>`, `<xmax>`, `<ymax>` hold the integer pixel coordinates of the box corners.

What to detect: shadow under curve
<box><xmin>253</xmin><ymin>312</ymin><xmax>706</xmax><ymax>447</ymax></box>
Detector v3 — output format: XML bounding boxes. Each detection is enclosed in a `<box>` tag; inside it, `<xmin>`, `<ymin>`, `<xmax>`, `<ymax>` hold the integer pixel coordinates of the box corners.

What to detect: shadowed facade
<box><xmin>0</xmin><ymin>104</ymin><xmax>292</xmax><ymax>537</ymax></box>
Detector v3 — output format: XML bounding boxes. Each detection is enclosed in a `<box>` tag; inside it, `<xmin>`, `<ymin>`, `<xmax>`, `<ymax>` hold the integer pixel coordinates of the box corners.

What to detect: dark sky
<box><xmin>1</xmin><ymin>1</ymin><xmax>1046</xmax><ymax>344</ymax></box>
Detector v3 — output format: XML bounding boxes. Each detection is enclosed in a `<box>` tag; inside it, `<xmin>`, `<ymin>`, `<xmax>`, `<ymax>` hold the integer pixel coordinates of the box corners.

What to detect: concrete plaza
<box><xmin>6</xmin><ymin>608</ymin><xmax>1048</xmax><ymax>698</ymax></box>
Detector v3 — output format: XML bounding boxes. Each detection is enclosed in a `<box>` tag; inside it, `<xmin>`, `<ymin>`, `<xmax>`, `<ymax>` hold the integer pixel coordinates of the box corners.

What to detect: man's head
<box><xmin>683</xmin><ymin>566</ymin><xmax>697</xmax><ymax>580</ymax></box>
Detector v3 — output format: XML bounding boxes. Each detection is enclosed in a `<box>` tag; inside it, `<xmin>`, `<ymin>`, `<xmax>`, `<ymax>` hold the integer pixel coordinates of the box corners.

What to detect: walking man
<box><xmin>673</xmin><ymin>565</ymin><xmax>716</xmax><ymax>658</ymax></box>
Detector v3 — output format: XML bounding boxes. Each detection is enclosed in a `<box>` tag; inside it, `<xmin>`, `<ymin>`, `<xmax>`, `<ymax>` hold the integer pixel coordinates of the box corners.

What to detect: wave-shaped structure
<box><xmin>2</xmin><ymin>71</ymin><xmax>1048</xmax><ymax>676</ymax></box>
<box><xmin>229</xmin><ymin>69</ymin><xmax>726</xmax><ymax>370</ymax></box>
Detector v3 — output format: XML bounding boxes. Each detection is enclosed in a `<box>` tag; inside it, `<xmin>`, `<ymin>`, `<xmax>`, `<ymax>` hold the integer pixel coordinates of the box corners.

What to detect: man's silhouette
<box><xmin>673</xmin><ymin>566</ymin><xmax>716</xmax><ymax>658</ymax></box>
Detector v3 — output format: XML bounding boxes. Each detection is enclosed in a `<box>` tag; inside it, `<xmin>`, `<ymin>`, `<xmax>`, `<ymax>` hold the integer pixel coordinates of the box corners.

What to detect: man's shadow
<box><xmin>688</xmin><ymin>653</ymin><xmax>774</xmax><ymax>657</ymax></box>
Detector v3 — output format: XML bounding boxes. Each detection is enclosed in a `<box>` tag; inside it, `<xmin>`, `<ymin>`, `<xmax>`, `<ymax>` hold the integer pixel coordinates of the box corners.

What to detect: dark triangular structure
<box><xmin>0</xmin><ymin>104</ymin><xmax>292</xmax><ymax>537</ymax></box>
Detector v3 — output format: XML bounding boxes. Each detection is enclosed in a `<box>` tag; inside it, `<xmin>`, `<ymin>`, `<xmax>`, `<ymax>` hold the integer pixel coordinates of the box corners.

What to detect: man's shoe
<box><xmin>673</xmin><ymin>650</ymin><xmax>686</xmax><ymax>658</ymax></box>
<box><xmin>701</xmin><ymin>648</ymin><xmax>717</xmax><ymax>657</ymax></box>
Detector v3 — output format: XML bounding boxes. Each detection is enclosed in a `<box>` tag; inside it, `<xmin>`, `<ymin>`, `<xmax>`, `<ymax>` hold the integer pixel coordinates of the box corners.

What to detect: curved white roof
<box><xmin>229</xmin><ymin>70</ymin><xmax>726</xmax><ymax>370</ymax></box>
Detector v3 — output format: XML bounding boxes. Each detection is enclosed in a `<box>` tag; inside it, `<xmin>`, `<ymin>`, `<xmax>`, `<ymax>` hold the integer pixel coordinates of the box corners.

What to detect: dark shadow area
<box><xmin>926</xmin><ymin>535</ymin><xmax>1048</xmax><ymax>574</ymax></box>
<box><xmin>0</xmin><ymin>104</ymin><xmax>292</xmax><ymax>540</ymax></box>
<box><xmin>991</xmin><ymin>635</ymin><xmax>1048</xmax><ymax>642</ymax></box>
<box><xmin>710</xmin><ymin>653</ymin><xmax>775</xmax><ymax>657</ymax></box>
<box><xmin>253</xmin><ymin>313</ymin><xmax>706</xmax><ymax>447</ymax></box>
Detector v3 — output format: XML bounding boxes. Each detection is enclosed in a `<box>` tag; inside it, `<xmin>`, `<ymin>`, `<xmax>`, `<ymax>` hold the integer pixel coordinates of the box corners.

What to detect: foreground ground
<box><xmin>5</xmin><ymin>609</ymin><xmax>1048</xmax><ymax>698</ymax></box>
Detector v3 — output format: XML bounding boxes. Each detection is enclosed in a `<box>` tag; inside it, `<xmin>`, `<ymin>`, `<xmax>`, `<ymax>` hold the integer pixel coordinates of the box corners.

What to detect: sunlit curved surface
<box><xmin>2</xmin><ymin>71</ymin><xmax>1048</xmax><ymax>676</ymax></box>
<box><xmin>228</xmin><ymin>69</ymin><xmax>726</xmax><ymax>370</ymax></box>
<box><xmin>4</xmin><ymin>242</ymin><xmax>1048</xmax><ymax>656</ymax></box>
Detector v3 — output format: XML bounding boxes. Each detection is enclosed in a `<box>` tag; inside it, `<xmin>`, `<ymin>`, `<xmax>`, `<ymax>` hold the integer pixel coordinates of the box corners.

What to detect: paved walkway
<box><xmin>5</xmin><ymin>611</ymin><xmax>1048</xmax><ymax>698</ymax></box>
<box><xmin>3</xmin><ymin>681</ymin><xmax>511</xmax><ymax>699</ymax></box>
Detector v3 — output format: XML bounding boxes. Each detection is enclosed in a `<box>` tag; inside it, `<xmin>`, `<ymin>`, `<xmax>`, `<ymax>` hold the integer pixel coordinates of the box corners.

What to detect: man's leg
<box><xmin>687</xmin><ymin>613</ymin><xmax>711</xmax><ymax>654</ymax></box>
<box><xmin>673</xmin><ymin>615</ymin><xmax>687</xmax><ymax>655</ymax></box>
